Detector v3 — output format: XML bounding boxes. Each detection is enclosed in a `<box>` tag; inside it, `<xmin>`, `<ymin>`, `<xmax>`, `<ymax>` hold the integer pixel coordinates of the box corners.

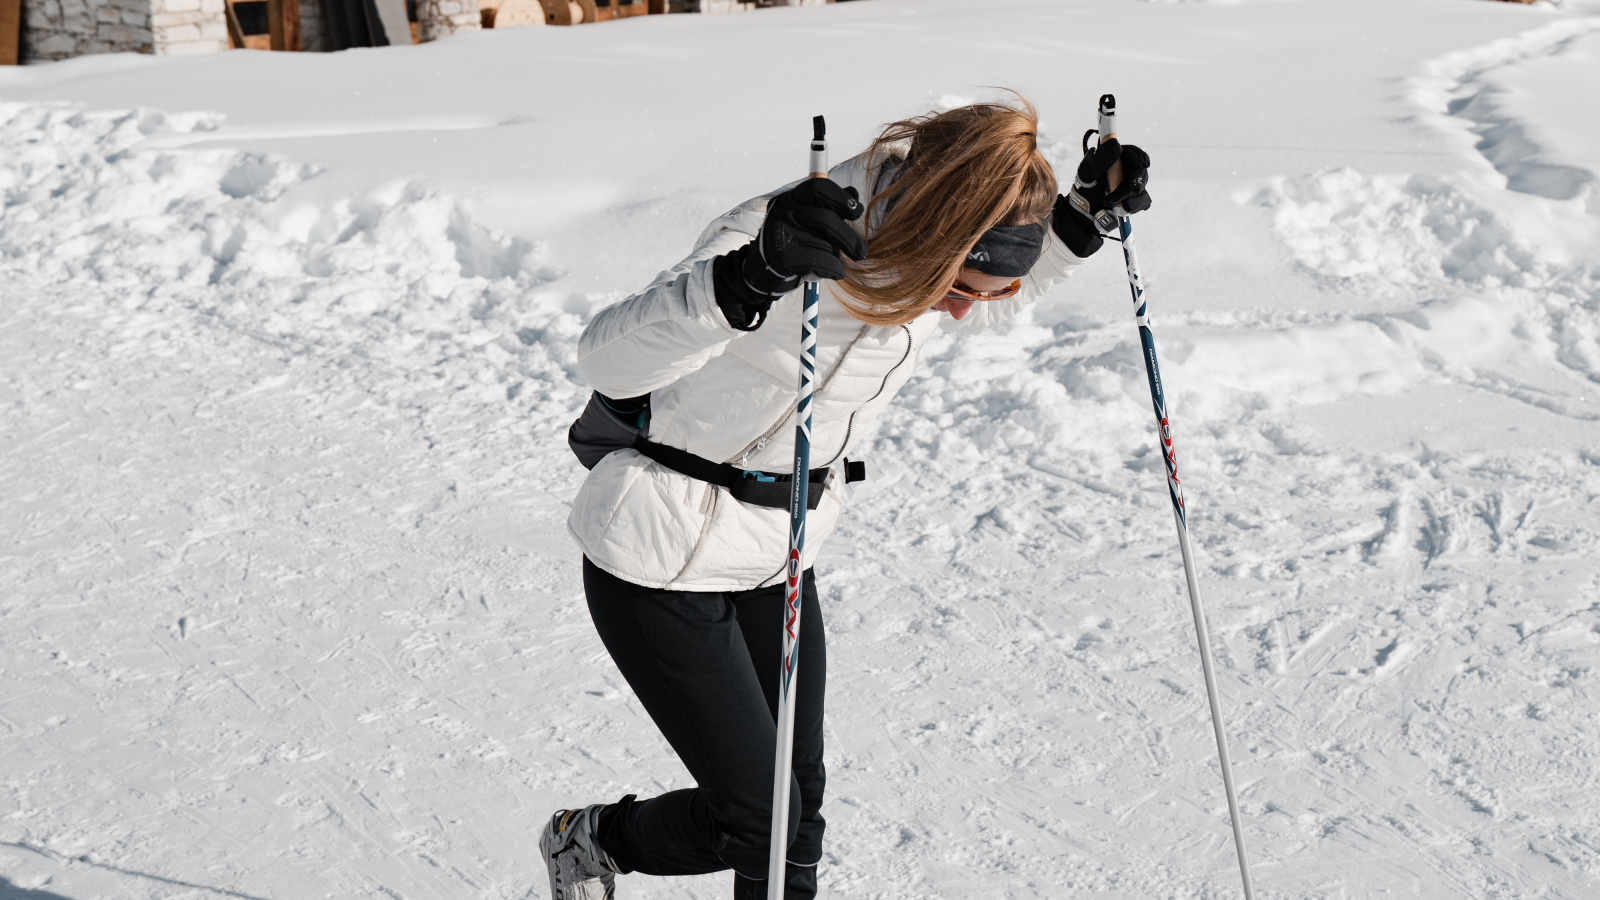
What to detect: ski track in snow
<box><xmin>5</xmin><ymin>10</ymin><xmax>1600</xmax><ymax>900</ymax></box>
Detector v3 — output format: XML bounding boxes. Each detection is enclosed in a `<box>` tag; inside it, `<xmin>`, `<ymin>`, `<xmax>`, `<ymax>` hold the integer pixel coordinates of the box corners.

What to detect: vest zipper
<box><xmin>729</xmin><ymin>400</ymin><xmax>796</xmax><ymax>467</ymax></box>
<box><xmin>724</xmin><ymin>323</ymin><xmax>872</xmax><ymax>466</ymax></box>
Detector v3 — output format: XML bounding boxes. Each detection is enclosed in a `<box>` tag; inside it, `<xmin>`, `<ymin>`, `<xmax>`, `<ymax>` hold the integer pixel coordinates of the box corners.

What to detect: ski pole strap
<box><xmin>630</xmin><ymin>434</ymin><xmax>864</xmax><ymax>510</ymax></box>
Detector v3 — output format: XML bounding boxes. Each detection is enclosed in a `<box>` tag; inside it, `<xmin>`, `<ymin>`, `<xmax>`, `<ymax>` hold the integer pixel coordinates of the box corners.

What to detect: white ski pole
<box><xmin>1095</xmin><ymin>93</ymin><xmax>1257</xmax><ymax>900</ymax></box>
<box><xmin>766</xmin><ymin>114</ymin><xmax>827</xmax><ymax>900</ymax></box>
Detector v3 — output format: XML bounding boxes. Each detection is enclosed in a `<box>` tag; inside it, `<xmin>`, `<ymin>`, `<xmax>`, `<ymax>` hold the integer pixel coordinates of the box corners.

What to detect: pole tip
<box><xmin>1099</xmin><ymin>94</ymin><xmax>1116</xmax><ymax>115</ymax></box>
<box><xmin>813</xmin><ymin>115</ymin><xmax>826</xmax><ymax>141</ymax></box>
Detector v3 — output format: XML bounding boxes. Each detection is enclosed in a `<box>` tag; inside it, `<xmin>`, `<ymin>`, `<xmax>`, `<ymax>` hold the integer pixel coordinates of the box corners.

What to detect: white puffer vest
<box><xmin>568</xmin><ymin>152</ymin><xmax>1090</xmax><ymax>590</ymax></box>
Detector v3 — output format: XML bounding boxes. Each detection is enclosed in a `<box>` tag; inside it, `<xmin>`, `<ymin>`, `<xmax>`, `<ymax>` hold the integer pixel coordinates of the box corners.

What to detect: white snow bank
<box><xmin>0</xmin><ymin>101</ymin><xmax>592</xmax><ymax>429</ymax></box>
<box><xmin>1411</xmin><ymin>16</ymin><xmax>1600</xmax><ymax>205</ymax></box>
<box><xmin>1224</xmin><ymin>167</ymin><xmax>1600</xmax><ymax>419</ymax></box>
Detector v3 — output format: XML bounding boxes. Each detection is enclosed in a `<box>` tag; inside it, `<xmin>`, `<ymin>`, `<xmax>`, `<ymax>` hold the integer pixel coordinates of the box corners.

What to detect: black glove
<box><xmin>1052</xmin><ymin>139</ymin><xmax>1152</xmax><ymax>258</ymax></box>
<box><xmin>712</xmin><ymin>178</ymin><xmax>868</xmax><ymax>331</ymax></box>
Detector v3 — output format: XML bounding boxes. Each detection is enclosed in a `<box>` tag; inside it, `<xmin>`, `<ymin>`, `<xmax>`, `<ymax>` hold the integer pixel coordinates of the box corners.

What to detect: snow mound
<box><xmin>1244</xmin><ymin>167</ymin><xmax>1599</xmax><ymax>417</ymax></box>
<box><xmin>1255</xmin><ymin>169</ymin><xmax>1540</xmax><ymax>289</ymax></box>
<box><xmin>0</xmin><ymin>101</ymin><xmax>588</xmax><ymax>426</ymax></box>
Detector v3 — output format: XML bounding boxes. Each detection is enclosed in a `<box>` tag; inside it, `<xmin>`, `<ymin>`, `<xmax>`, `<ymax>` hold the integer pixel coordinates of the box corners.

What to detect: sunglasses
<box><xmin>944</xmin><ymin>279</ymin><xmax>1022</xmax><ymax>303</ymax></box>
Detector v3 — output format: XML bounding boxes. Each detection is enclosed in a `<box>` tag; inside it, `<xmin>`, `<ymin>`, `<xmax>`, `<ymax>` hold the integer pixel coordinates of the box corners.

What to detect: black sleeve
<box><xmin>1051</xmin><ymin>196</ymin><xmax>1104</xmax><ymax>258</ymax></box>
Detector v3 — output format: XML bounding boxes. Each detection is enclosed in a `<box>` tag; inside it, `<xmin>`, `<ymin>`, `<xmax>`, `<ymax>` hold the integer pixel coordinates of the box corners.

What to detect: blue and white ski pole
<box><xmin>1097</xmin><ymin>93</ymin><xmax>1257</xmax><ymax>900</ymax></box>
<box><xmin>766</xmin><ymin>114</ymin><xmax>827</xmax><ymax>900</ymax></box>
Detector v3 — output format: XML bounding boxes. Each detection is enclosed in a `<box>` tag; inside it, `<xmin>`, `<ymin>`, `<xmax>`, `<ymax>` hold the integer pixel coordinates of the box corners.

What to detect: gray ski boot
<box><xmin>539</xmin><ymin>804</ymin><xmax>619</xmax><ymax>900</ymax></box>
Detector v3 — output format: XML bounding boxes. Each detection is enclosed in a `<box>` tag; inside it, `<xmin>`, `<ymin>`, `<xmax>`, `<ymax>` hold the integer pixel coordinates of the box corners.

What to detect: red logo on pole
<box><xmin>1160</xmin><ymin>416</ymin><xmax>1180</xmax><ymax>485</ymax></box>
<box><xmin>785</xmin><ymin>549</ymin><xmax>801</xmax><ymax>639</ymax></box>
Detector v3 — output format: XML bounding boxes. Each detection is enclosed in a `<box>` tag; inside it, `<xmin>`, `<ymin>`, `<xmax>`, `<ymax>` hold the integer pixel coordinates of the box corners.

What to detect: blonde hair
<box><xmin>838</xmin><ymin>96</ymin><xmax>1058</xmax><ymax>327</ymax></box>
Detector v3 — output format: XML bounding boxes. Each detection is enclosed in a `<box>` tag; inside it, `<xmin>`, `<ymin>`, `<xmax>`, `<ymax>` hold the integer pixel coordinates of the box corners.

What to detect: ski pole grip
<box><xmin>1097</xmin><ymin>93</ymin><xmax>1124</xmax><ymax>195</ymax></box>
<box><xmin>809</xmin><ymin>115</ymin><xmax>828</xmax><ymax>179</ymax></box>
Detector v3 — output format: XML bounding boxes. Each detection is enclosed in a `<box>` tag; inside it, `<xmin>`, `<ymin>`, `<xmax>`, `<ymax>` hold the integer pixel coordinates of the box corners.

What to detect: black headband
<box><xmin>964</xmin><ymin>222</ymin><xmax>1047</xmax><ymax>277</ymax></box>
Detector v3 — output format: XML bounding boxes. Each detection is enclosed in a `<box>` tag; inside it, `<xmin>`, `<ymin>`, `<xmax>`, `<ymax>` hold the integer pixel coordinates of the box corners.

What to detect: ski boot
<box><xmin>539</xmin><ymin>804</ymin><xmax>619</xmax><ymax>900</ymax></box>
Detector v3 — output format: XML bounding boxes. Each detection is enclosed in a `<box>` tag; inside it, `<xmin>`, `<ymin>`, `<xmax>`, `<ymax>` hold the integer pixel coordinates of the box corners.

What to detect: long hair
<box><xmin>838</xmin><ymin>96</ymin><xmax>1058</xmax><ymax>327</ymax></box>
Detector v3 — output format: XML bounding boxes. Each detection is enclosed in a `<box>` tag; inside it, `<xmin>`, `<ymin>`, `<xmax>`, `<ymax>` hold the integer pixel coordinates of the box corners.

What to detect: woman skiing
<box><xmin>543</xmin><ymin>96</ymin><xmax>1151</xmax><ymax>900</ymax></box>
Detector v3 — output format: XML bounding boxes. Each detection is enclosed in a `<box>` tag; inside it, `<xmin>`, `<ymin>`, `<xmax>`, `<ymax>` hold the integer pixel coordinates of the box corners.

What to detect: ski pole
<box><xmin>1096</xmin><ymin>93</ymin><xmax>1257</xmax><ymax>900</ymax></box>
<box><xmin>766</xmin><ymin>114</ymin><xmax>827</xmax><ymax>900</ymax></box>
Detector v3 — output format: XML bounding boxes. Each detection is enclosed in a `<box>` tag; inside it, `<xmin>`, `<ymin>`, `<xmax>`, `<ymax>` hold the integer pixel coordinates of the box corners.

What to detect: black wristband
<box><xmin>712</xmin><ymin>249</ymin><xmax>773</xmax><ymax>332</ymax></box>
<box><xmin>1051</xmin><ymin>198</ymin><xmax>1104</xmax><ymax>258</ymax></box>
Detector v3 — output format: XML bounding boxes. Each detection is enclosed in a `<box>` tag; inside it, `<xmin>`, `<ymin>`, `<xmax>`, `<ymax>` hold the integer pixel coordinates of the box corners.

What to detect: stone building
<box><xmin>9</xmin><ymin>0</ymin><xmax>832</xmax><ymax>63</ymax></box>
<box><xmin>19</xmin><ymin>0</ymin><xmax>318</xmax><ymax>59</ymax></box>
<box><xmin>22</xmin><ymin>0</ymin><xmax>208</xmax><ymax>59</ymax></box>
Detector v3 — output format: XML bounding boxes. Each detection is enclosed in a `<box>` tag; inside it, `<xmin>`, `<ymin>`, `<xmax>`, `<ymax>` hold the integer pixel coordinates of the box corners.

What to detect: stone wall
<box><xmin>17</xmin><ymin>0</ymin><xmax>828</xmax><ymax>61</ymax></box>
<box><xmin>20</xmin><ymin>0</ymin><xmax>232</xmax><ymax>60</ymax></box>
<box><xmin>417</xmin><ymin>0</ymin><xmax>477</xmax><ymax>41</ymax></box>
<box><xmin>22</xmin><ymin>0</ymin><xmax>153</xmax><ymax>60</ymax></box>
<box><xmin>149</xmin><ymin>0</ymin><xmax>226</xmax><ymax>55</ymax></box>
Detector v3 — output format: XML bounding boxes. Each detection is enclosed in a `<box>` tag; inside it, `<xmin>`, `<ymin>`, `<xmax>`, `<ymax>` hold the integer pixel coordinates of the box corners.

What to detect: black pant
<box><xmin>583</xmin><ymin>557</ymin><xmax>825</xmax><ymax>900</ymax></box>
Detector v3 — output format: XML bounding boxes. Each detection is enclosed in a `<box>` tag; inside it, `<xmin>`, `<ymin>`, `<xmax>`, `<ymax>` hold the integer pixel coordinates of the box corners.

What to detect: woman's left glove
<box><xmin>1052</xmin><ymin>139</ymin><xmax>1152</xmax><ymax>258</ymax></box>
<box><xmin>713</xmin><ymin>179</ymin><xmax>868</xmax><ymax>331</ymax></box>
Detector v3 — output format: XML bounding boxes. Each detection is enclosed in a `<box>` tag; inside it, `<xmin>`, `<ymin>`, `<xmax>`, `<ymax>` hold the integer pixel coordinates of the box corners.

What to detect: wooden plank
<box><xmin>266</xmin><ymin>0</ymin><xmax>299</xmax><ymax>49</ymax></box>
<box><xmin>282</xmin><ymin>0</ymin><xmax>300</xmax><ymax>50</ymax></box>
<box><xmin>224</xmin><ymin>0</ymin><xmax>248</xmax><ymax>49</ymax></box>
<box><xmin>267</xmin><ymin>0</ymin><xmax>284</xmax><ymax>49</ymax></box>
<box><xmin>0</xmin><ymin>0</ymin><xmax>20</xmax><ymax>65</ymax></box>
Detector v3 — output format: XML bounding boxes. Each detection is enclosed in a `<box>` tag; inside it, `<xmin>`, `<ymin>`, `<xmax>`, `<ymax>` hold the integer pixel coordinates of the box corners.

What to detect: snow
<box><xmin>2</xmin><ymin>0</ymin><xmax>1600</xmax><ymax>898</ymax></box>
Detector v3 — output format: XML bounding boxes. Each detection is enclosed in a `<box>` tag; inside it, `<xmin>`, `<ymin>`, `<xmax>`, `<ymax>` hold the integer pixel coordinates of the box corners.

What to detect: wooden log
<box><xmin>1</xmin><ymin>0</ymin><xmax>20</xmax><ymax>65</ymax></box>
<box><xmin>488</xmin><ymin>0</ymin><xmax>545</xmax><ymax>26</ymax></box>
<box><xmin>537</xmin><ymin>0</ymin><xmax>584</xmax><ymax>24</ymax></box>
<box><xmin>647</xmin><ymin>0</ymin><xmax>665</xmax><ymax>12</ymax></box>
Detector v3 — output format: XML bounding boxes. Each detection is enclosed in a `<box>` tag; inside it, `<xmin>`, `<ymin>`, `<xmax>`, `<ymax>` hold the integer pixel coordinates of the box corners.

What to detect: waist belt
<box><xmin>631</xmin><ymin>434</ymin><xmax>864</xmax><ymax>511</ymax></box>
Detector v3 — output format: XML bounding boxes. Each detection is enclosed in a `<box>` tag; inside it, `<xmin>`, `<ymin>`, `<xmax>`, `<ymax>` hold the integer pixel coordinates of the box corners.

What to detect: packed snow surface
<box><xmin>4</xmin><ymin>1</ymin><xmax>1600</xmax><ymax>898</ymax></box>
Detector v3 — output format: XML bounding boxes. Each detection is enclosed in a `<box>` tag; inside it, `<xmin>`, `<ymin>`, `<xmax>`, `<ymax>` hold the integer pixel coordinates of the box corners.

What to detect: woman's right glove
<box><xmin>712</xmin><ymin>178</ymin><xmax>868</xmax><ymax>331</ymax></box>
